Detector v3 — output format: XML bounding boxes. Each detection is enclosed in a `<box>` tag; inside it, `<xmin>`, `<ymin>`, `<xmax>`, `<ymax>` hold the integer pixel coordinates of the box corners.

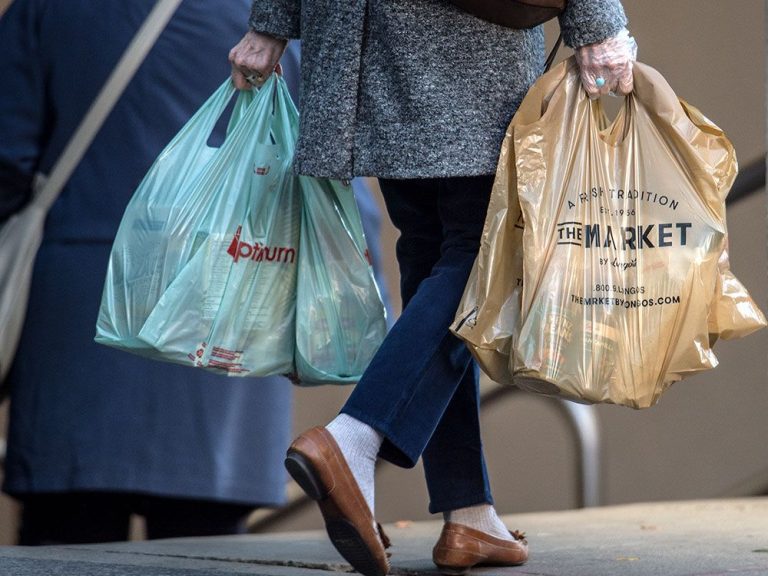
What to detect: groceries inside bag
<box><xmin>453</xmin><ymin>58</ymin><xmax>765</xmax><ymax>408</ymax></box>
<box><xmin>295</xmin><ymin>175</ymin><xmax>388</xmax><ymax>385</ymax></box>
<box><xmin>96</xmin><ymin>80</ymin><xmax>243</xmax><ymax>358</ymax></box>
<box><xmin>96</xmin><ymin>75</ymin><xmax>387</xmax><ymax>382</ymax></box>
<box><xmin>96</xmin><ymin>77</ymin><xmax>299</xmax><ymax>375</ymax></box>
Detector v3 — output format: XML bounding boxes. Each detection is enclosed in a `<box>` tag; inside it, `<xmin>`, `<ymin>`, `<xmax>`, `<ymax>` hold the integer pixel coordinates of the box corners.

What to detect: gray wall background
<box><xmin>0</xmin><ymin>0</ymin><xmax>765</xmax><ymax>543</ymax></box>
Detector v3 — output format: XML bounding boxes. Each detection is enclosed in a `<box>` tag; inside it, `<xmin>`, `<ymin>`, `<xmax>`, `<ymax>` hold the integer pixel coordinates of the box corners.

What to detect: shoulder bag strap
<box><xmin>544</xmin><ymin>32</ymin><xmax>563</xmax><ymax>73</ymax></box>
<box><xmin>35</xmin><ymin>0</ymin><xmax>185</xmax><ymax>210</ymax></box>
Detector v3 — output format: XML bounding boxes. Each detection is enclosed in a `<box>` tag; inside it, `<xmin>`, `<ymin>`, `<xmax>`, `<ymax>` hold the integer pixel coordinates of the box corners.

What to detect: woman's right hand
<box><xmin>574</xmin><ymin>28</ymin><xmax>637</xmax><ymax>99</ymax></box>
<box><xmin>229</xmin><ymin>30</ymin><xmax>287</xmax><ymax>90</ymax></box>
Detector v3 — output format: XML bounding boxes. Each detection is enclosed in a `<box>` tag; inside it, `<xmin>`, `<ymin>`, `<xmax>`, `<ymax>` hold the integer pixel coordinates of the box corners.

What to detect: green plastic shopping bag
<box><xmin>96</xmin><ymin>80</ymin><xmax>238</xmax><ymax>356</ymax></box>
<box><xmin>269</xmin><ymin>90</ymin><xmax>387</xmax><ymax>384</ymax></box>
<box><xmin>96</xmin><ymin>75</ymin><xmax>300</xmax><ymax>375</ymax></box>
<box><xmin>295</xmin><ymin>175</ymin><xmax>388</xmax><ymax>385</ymax></box>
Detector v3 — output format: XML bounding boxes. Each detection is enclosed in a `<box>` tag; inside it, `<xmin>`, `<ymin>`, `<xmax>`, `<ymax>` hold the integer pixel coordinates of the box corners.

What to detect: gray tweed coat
<box><xmin>250</xmin><ymin>0</ymin><xmax>627</xmax><ymax>179</ymax></box>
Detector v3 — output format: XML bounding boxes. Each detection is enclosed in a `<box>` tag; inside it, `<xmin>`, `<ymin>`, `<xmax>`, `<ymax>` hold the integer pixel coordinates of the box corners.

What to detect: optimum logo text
<box><xmin>226</xmin><ymin>226</ymin><xmax>296</xmax><ymax>264</ymax></box>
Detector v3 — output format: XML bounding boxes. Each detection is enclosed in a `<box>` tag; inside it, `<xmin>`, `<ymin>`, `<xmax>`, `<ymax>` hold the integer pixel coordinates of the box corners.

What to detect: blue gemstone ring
<box><xmin>595</xmin><ymin>77</ymin><xmax>606</xmax><ymax>88</ymax></box>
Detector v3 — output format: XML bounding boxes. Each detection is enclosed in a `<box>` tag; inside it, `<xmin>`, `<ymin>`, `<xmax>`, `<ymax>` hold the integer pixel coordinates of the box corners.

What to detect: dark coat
<box><xmin>249</xmin><ymin>0</ymin><xmax>628</xmax><ymax>179</ymax></box>
<box><xmin>0</xmin><ymin>0</ymin><xmax>292</xmax><ymax>504</ymax></box>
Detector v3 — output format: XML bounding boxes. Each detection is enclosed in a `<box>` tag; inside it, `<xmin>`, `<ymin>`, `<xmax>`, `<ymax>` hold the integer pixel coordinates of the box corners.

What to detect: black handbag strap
<box><xmin>544</xmin><ymin>32</ymin><xmax>563</xmax><ymax>72</ymax></box>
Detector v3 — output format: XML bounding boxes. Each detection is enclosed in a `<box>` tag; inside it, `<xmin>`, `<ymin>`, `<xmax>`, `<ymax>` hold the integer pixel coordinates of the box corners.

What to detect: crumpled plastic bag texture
<box><xmin>452</xmin><ymin>57</ymin><xmax>765</xmax><ymax>408</ymax></box>
<box><xmin>96</xmin><ymin>75</ymin><xmax>387</xmax><ymax>383</ymax></box>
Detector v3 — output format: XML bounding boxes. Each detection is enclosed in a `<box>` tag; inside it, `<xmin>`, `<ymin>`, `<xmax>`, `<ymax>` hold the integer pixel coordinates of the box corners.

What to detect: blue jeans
<box><xmin>342</xmin><ymin>176</ymin><xmax>494</xmax><ymax>514</ymax></box>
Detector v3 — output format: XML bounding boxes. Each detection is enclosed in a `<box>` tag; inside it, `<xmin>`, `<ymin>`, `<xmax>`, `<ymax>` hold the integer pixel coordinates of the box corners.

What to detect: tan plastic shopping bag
<box><xmin>453</xmin><ymin>57</ymin><xmax>765</xmax><ymax>409</ymax></box>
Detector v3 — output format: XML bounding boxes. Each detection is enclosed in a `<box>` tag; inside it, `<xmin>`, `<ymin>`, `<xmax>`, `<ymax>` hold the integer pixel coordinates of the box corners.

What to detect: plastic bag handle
<box><xmin>514</xmin><ymin>59</ymin><xmax>735</xmax><ymax>190</ymax></box>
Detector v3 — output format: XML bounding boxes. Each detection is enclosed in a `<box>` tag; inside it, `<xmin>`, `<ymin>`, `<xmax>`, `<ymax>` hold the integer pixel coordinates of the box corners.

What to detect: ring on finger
<box><xmin>245</xmin><ymin>72</ymin><xmax>264</xmax><ymax>85</ymax></box>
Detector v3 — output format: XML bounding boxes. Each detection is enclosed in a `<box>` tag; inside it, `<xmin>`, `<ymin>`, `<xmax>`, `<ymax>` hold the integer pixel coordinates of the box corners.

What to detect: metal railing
<box><xmin>727</xmin><ymin>158</ymin><xmax>765</xmax><ymax>205</ymax></box>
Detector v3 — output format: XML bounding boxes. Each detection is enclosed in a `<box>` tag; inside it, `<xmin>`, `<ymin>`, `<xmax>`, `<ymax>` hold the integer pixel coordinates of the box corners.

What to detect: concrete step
<box><xmin>0</xmin><ymin>498</ymin><xmax>766</xmax><ymax>575</ymax></box>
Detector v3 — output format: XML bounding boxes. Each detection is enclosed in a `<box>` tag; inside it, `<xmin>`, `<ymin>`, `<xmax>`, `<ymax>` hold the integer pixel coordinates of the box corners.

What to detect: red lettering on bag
<box><xmin>226</xmin><ymin>226</ymin><xmax>296</xmax><ymax>264</ymax></box>
<box><xmin>238</xmin><ymin>243</ymin><xmax>254</xmax><ymax>261</ymax></box>
<box><xmin>211</xmin><ymin>346</ymin><xmax>240</xmax><ymax>361</ymax></box>
<box><xmin>227</xmin><ymin>226</ymin><xmax>243</xmax><ymax>260</ymax></box>
<box><xmin>207</xmin><ymin>359</ymin><xmax>248</xmax><ymax>374</ymax></box>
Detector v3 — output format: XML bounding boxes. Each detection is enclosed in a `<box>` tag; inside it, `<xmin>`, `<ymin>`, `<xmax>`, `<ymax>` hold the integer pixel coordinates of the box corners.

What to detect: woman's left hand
<box><xmin>574</xmin><ymin>28</ymin><xmax>637</xmax><ymax>99</ymax></box>
<box><xmin>229</xmin><ymin>30</ymin><xmax>287</xmax><ymax>90</ymax></box>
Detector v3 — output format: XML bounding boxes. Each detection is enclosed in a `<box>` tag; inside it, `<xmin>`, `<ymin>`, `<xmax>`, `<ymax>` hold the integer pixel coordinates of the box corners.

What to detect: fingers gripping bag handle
<box><xmin>134</xmin><ymin>74</ymin><xmax>302</xmax><ymax>376</ymax></box>
<box><xmin>96</xmin><ymin>79</ymin><xmax>244</xmax><ymax>352</ymax></box>
<box><xmin>509</xmin><ymin>57</ymin><xmax>754</xmax><ymax>408</ymax></box>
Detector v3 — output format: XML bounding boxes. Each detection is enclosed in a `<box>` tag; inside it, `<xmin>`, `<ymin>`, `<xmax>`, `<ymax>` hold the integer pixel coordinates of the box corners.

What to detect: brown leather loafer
<box><xmin>285</xmin><ymin>427</ymin><xmax>391</xmax><ymax>576</ymax></box>
<box><xmin>432</xmin><ymin>522</ymin><xmax>528</xmax><ymax>573</ymax></box>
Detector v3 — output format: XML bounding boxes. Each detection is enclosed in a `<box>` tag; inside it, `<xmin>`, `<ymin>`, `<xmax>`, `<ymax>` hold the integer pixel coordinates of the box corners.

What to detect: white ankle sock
<box><xmin>325</xmin><ymin>413</ymin><xmax>382</xmax><ymax>515</ymax></box>
<box><xmin>444</xmin><ymin>504</ymin><xmax>513</xmax><ymax>541</ymax></box>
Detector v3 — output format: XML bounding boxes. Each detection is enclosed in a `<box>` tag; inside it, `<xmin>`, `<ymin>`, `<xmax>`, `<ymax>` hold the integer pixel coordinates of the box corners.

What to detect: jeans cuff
<box><xmin>428</xmin><ymin>492</ymin><xmax>494</xmax><ymax>515</ymax></box>
<box><xmin>339</xmin><ymin>406</ymin><xmax>419</xmax><ymax>468</ymax></box>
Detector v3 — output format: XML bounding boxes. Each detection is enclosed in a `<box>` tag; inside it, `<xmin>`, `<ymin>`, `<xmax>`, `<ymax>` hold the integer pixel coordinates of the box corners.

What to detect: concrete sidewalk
<box><xmin>0</xmin><ymin>498</ymin><xmax>766</xmax><ymax>576</ymax></box>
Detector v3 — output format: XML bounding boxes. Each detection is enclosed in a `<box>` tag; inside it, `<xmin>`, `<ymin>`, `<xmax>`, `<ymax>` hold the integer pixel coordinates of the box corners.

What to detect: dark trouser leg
<box><xmin>341</xmin><ymin>175</ymin><xmax>493</xmax><ymax>513</ymax></box>
<box><xmin>421</xmin><ymin>360</ymin><xmax>492</xmax><ymax>513</ymax></box>
<box><xmin>18</xmin><ymin>492</ymin><xmax>131</xmax><ymax>545</ymax></box>
<box><xmin>139</xmin><ymin>496</ymin><xmax>254</xmax><ymax>539</ymax></box>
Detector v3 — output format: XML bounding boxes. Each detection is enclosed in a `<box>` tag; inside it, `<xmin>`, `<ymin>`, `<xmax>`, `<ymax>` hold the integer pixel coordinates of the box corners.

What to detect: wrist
<box><xmin>247</xmin><ymin>27</ymin><xmax>289</xmax><ymax>45</ymax></box>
